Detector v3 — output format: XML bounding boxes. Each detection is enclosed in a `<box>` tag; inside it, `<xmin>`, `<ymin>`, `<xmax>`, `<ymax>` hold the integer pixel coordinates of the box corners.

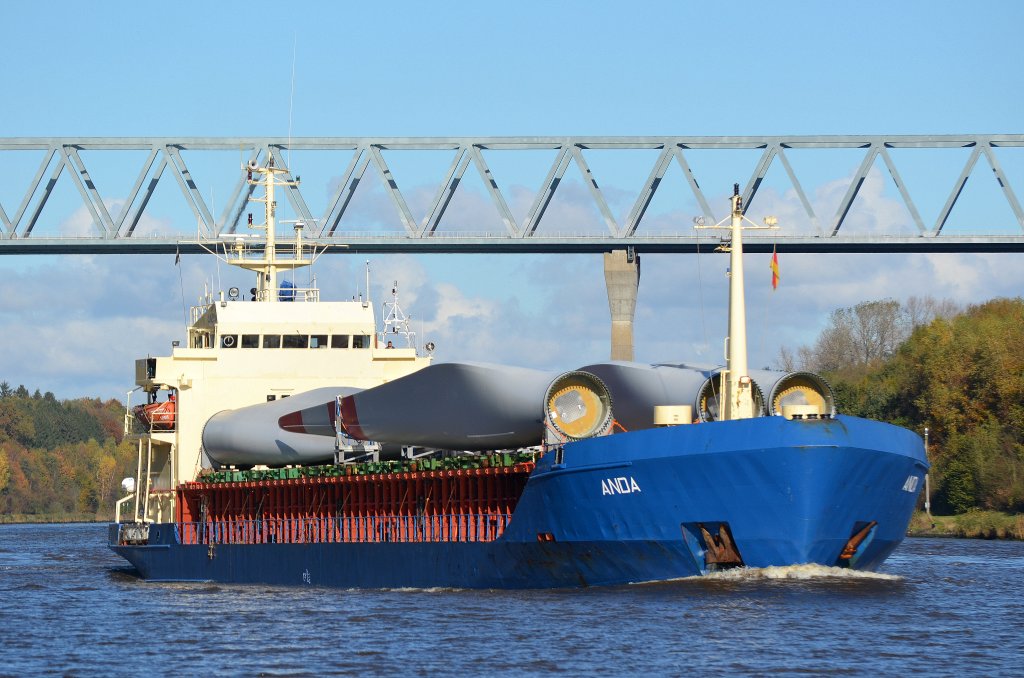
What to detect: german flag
<box><xmin>770</xmin><ymin>246</ymin><xmax>780</xmax><ymax>290</ymax></box>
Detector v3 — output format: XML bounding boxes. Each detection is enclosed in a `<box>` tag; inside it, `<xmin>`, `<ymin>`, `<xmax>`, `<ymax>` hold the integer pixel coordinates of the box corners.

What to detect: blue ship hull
<box><xmin>109</xmin><ymin>415</ymin><xmax>928</xmax><ymax>588</ymax></box>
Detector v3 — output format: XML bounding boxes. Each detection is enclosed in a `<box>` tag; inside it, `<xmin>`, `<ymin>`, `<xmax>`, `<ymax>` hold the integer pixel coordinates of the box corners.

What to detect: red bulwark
<box><xmin>176</xmin><ymin>463</ymin><xmax>534</xmax><ymax>546</ymax></box>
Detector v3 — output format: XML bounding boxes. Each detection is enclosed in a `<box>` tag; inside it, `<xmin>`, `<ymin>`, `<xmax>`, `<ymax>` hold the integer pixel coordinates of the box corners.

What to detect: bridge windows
<box><xmin>330</xmin><ymin>334</ymin><xmax>371</xmax><ymax>349</ymax></box>
<box><xmin>212</xmin><ymin>333</ymin><xmax>373</xmax><ymax>349</ymax></box>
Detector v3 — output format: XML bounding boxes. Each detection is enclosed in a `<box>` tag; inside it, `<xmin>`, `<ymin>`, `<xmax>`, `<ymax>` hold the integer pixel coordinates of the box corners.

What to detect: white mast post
<box><xmin>696</xmin><ymin>184</ymin><xmax>778</xmax><ymax>421</ymax></box>
<box><xmin>264</xmin><ymin>160</ymin><xmax>278</xmax><ymax>300</ymax></box>
<box><xmin>724</xmin><ymin>184</ymin><xmax>755</xmax><ymax>420</ymax></box>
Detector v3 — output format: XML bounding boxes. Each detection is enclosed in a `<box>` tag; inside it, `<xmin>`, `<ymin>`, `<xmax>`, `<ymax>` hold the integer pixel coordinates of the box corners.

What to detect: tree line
<box><xmin>0</xmin><ymin>386</ymin><xmax>133</xmax><ymax>519</ymax></box>
<box><xmin>781</xmin><ymin>296</ymin><xmax>1024</xmax><ymax>514</ymax></box>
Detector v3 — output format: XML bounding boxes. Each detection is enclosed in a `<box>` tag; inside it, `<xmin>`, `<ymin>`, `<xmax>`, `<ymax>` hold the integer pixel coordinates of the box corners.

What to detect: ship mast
<box><xmin>379</xmin><ymin>280</ymin><xmax>417</xmax><ymax>348</ymax></box>
<box><xmin>723</xmin><ymin>186</ymin><xmax>754</xmax><ymax>419</ymax></box>
<box><xmin>696</xmin><ymin>184</ymin><xmax>778</xmax><ymax>421</ymax></box>
<box><xmin>217</xmin><ymin>158</ymin><xmax>321</xmax><ymax>301</ymax></box>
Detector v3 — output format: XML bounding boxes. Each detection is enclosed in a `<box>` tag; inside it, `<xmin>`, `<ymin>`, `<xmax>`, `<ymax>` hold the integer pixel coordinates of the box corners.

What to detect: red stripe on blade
<box><xmin>278</xmin><ymin>411</ymin><xmax>306</xmax><ymax>434</ymax></box>
<box><xmin>338</xmin><ymin>395</ymin><xmax>366</xmax><ymax>440</ymax></box>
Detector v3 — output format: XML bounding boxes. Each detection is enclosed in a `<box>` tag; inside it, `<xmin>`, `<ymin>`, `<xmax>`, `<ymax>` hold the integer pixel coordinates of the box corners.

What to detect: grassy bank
<box><xmin>908</xmin><ymin>511</ymin><xmax>1024</xmax><ymax>540</ymax></box>
<box><xmin>0</xmin><ymin>513</ymin><xmax>101</xmax><ymax>525</ymax></box>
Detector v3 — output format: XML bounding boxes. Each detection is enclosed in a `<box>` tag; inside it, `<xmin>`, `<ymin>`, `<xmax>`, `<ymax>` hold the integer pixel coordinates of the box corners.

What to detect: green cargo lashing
<box><xmin>196</xmin><ymin>450</ymin><xmax>540</xmax><ymax>484</ymax></box>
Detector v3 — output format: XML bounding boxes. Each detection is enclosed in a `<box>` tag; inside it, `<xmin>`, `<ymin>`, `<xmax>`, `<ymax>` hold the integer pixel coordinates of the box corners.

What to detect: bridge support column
<box><xmin>604</xmin><ymin>248</ymin><xmax>640</xmax><ymax>361</ymax></box>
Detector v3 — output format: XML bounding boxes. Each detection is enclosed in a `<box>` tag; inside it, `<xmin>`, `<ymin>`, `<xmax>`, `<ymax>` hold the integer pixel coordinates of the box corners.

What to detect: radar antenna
<box><xmin>379</xmin><ymin>281</ymin><xmax>417</xmax><ymax>349</ymax></box>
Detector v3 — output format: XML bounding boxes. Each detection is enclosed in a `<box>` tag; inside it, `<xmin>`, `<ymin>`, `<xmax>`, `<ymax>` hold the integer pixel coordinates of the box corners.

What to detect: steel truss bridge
<box><xmin>1</xmin><ymin>135</ymin><xmax>1023</xmax><ymax>255</ymax></box>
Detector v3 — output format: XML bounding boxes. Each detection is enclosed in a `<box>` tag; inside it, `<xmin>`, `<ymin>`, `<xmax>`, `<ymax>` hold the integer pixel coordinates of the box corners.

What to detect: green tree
<box><xmin>0</xmin><ymin>399</ymin><xmax>35</xmax><ymax>445</ymax></box>
<box><xmin>939</xmin><ymin>435</ymin><xmax>978</xmax><ymax>514</ymax></box>
<box><xmin>0</xmin><ymin>448</ymin><xmax>10</xmax><ymax>494</ymax></box>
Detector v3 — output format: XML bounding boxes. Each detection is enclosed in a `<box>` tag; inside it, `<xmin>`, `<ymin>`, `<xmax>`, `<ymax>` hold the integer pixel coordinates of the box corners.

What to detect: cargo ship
<box><xmin>109</xmin><ymin>167</ymin><xmax>929</xmax><ymax>588</ymax></box>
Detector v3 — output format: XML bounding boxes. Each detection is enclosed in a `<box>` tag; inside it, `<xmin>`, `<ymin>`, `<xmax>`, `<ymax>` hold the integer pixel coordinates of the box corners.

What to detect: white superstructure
<box><xmin>117</xmin><ymin>160</ymin><xmax>431</xmax><ymax>524</ymax></box>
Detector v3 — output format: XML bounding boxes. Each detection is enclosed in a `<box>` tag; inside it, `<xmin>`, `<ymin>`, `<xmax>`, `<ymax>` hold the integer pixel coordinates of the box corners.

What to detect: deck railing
<box><xmin>177</xmin><ymin>513</ymin><xmax>513</xmax><ymax>546</ymax></box>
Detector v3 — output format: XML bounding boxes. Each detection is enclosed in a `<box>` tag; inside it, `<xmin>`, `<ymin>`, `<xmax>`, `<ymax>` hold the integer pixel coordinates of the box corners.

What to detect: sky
<box><xmin>1</xmin><ymin>1</ymin><xmax>1023</xmax><ymax>400</ymax></box>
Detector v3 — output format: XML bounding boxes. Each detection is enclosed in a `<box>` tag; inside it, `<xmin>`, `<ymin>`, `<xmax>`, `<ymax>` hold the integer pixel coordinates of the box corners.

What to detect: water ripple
<box><xmin>1</xmin><ymin>524</ymin><xmax>1022</xmax><ymax>676</ymax></box>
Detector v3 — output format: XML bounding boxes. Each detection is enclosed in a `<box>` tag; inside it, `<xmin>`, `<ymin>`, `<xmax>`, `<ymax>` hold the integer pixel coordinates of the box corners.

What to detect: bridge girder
<box><xmin>1</xmin><ymin>135</ymin><xmax>1022</xmax><ymax>254</ymax></box>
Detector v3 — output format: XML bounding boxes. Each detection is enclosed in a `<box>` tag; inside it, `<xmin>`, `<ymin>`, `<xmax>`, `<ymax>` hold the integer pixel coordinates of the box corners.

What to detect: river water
<box><xmin>0</xmin><ymin>523</ymin><xmax>1021</xmax><ymax>676</ymax></box>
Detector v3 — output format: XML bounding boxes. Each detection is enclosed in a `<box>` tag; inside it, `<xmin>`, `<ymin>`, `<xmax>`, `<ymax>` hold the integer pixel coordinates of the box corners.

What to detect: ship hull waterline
<box><xmin>109</xmin><ymin>415</ymin><xmax>927</xmax><ymax>589</ymax></box>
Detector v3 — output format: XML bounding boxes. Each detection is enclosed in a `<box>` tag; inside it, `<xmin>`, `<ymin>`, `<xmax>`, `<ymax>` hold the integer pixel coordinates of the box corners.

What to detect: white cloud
<box><xmin>55</xmin><ymin>199</ymin><xmax>176</xmax><ymax>238</ymax></box>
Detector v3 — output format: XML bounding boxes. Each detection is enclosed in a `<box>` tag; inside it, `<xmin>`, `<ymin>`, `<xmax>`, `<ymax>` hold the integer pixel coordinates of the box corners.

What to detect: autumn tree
<box><xmin>785</xmin><ymin>296</ymin><xmax>960</xmax><ymax>378</ymax></box>
<box><xmin>783</xmin><ymin>296</ymin><xmax>1022</xmax><ymax>514</ymax></box>
<box><xmin>0</xmin><ymin>382</ymin><xmax>132</xmax><ymax>519</ymax></box>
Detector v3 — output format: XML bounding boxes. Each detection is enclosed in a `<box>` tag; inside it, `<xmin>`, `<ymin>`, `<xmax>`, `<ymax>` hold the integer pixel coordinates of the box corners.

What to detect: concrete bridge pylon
<box><xmin>604</xmin><ymin>248</ymin><xmax>640</xmax><ymax>361</ymax></box>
